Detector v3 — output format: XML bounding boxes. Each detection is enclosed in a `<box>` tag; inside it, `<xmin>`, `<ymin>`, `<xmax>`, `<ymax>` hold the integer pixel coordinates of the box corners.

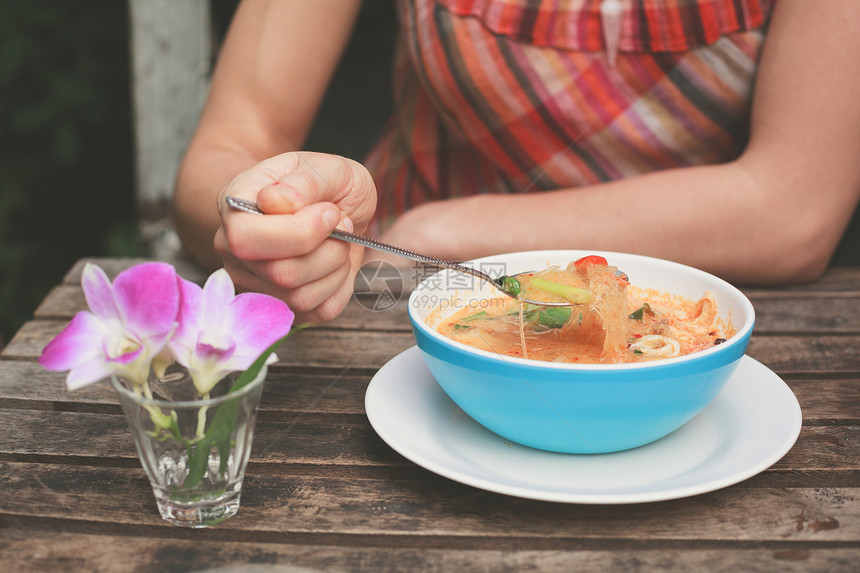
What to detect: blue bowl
<box><xmin>407</xmin><ymin>250</ymin><xmax>755</xmax><ymax>454</ymax></box>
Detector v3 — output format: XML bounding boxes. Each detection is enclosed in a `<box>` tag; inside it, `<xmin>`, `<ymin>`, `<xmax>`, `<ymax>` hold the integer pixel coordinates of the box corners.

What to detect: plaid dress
<box><xmin>366</xmin><ymin>0</ymin><xmax>773</xmax><ymax>233</ymax></box>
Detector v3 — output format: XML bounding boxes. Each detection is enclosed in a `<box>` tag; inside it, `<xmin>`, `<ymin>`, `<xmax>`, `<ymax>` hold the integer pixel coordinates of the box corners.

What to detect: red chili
<box><xmin>574</xmin><ymin>255</ymin><xmax>608</xmax><ymax>268</ymax></box>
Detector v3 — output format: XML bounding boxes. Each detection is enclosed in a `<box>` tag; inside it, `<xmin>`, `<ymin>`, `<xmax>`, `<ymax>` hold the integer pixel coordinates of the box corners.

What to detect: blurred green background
<box><xmin>1</xmin><ymin>1</ymin><xmax>137</xmax><ymax>347</ymax></box>
<box><xmin>0</xmin><ymin>0</ymin><xmax>395</xmax><ymax>348</ymax></box>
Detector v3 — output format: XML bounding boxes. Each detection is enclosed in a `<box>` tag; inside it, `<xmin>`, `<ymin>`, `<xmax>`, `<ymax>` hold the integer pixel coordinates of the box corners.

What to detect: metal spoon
<box><xmin>225</xmin><ymin>196</ymin><xmax>583</xmax><ymax>307</ymax></box>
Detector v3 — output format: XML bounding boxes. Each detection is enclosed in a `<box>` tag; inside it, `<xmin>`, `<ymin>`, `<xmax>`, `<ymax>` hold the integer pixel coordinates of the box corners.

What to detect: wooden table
<box><xmin>1</xmin><ymin>257</ymin><xmax>858</xmax><ymax>572</ymax></box>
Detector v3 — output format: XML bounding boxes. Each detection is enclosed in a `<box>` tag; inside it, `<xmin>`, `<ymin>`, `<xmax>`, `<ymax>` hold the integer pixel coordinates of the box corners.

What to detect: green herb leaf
<box><xmin>460</xmin><ymin>311</ymin><xmax>488</xmax><ymax>323</ymax></box>
<box><xmin>495</xmin><ymin>275</ymin><xmax>522</xmax><ymax>298</ymax></box>
<box><xmin>538</xmin><ymin>307</ymin><xmax>572</xmax><ymax>329</ymax></box>
<box><xmin>629</xmin><ymin>303</ymin><xmax>653</xmax><ymax>321</ymax></box>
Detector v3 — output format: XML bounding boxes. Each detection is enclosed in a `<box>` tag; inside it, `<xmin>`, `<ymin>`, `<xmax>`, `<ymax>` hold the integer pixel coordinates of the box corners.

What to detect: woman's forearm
<box><xmin>382</xmin><ymin>158</ymin><xmax>838</xmax><ymax>285</ymax></box>
<box><xmin>174</xmin><ymin>143</ymin><xmax>263</xmax><ymax>270</ymax></box>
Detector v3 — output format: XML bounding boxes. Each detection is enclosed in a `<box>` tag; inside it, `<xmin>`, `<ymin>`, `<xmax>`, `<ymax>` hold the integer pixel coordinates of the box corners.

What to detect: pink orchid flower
<box><xmin>39</xmin><ymin>262</ymin><xmax>181</xmax><ymax>390</ymax></box>
<box><xmin>169</xmin><ymin>269</ymin><xmax>294</xmax><ymax>395</ymax></box>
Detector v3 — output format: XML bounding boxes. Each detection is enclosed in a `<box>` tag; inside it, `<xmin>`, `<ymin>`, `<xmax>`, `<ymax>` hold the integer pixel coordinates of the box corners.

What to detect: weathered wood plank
<box><xmin>60</xmin><ymin>256</ymin><xmax>417</xmax><ymax>294</ymax></box>
<box><xmin>1</xmin><ymin>361</ymin><xmax>858</xmax><ymax>425</ymax></box>
<box><xmin>742</xmin><ymin>267</ymin><xmax>860</xmax><ymax>298</ymax></box>
<box><xmin>6</xmin><ymin>320</ymin><xmax>859</xmax><ymax>375</ymax></box>
<box><xmin>0</xmin><ymin>410</ymin><xmax>399</xmax><ymax>466</ymax></box>
<box><xmin>62</xmin><ymin>257</ymin><xmax>208</xmax><ymax>286</ymax></box>
<box><xmin>751</xmin><ymin>298</ymin><xmax>860</xmax><ymax>334</ymax></box>
<box><xmin>62</xmin><ymin>258</ymin><xmax>860</xmax><ymax>295</ymax></box>
<box><xmin>30</xmin><ymin>285</ymin><xmax>81</xmax><ymax>319</ymax></box>
<box><xmin>1</xmin><ymin>530</ymin><xmax>858</xmax><ymax>573</ymax></box>
<box><xmin>744</xmin><ymin>336</ymin><xmax>860</xmax><ymax>375</ymax></box>
<box><xmin>35</xmin><ymin>284</ymin><xmax>860</xmax><ymax>336</ymax></box>
<box><xmin>272</xmin><ymin>329</ymin><xmax>415</xmax><ymax>369</ymax></box>
<box><xmin>0</xmin><ymin>361</ymin><xmax>372</xmax><ymax>415</ymax></box>
<box><xmin>44</xmin><ymin>265</ymin><xmax>860</xmax><ymax>335</ymax></box>
<box><xmin>1</xmin><ymin>407</ymin><xmax>857</xmax><ymax>472</ymax></box>
<box><xmin>0</xmin><ymin>462</ymin><xmax>857</xmax><ymax>542</ymax></box>
<box><xmin>788</xmin><ymin>379</ymin><xmax>860</xmax><ymax>424</ymax></box>
<box><xmin>34</xmin><ymin>284</ymin><xmax>413</xmax><ymax>331</ymax></box>
<box><xmin>1</xmin><ymin>321</ymin><xmax>417</xmax><ymax>370</ymax></box>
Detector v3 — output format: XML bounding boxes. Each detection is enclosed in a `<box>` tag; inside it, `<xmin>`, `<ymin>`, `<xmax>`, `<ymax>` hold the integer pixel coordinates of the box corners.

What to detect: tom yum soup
<box><xmin>436</xmin><ymin>256</ymin><xmax>736</xmax><ymax>364</ymax></box>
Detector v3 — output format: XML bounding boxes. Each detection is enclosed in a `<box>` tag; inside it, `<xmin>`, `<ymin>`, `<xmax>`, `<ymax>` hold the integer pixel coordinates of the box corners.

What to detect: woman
<box><xmin>174</xmin><ymin>0</ymin><xmax>860</xmax><ymax>323</ymax></box>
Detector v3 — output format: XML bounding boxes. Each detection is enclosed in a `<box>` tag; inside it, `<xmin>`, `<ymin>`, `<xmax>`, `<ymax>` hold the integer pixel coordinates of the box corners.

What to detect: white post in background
<box><xmin>128</xmin><ymin>0</ymin><xmax>211</xmax><ymax>259</ymax></box>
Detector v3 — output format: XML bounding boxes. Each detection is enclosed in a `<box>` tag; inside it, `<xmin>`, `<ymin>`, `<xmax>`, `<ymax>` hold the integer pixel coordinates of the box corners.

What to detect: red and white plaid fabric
<box><xmin>366</xmin><ymin>0</ymin><xmax>773</xmax><ymax>232</ymax></box>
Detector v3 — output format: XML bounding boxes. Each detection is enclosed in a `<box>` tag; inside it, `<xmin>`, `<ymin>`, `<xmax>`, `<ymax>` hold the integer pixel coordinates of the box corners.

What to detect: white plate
<box><xmin>365</xmin><ymin>346</ymin><xmax>802</xmax><ymax>504</ymax></box>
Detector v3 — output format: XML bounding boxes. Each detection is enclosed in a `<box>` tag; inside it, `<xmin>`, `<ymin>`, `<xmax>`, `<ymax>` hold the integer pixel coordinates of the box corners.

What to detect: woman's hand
<box><xmin>214</xmin><ymin>151</ymin><xmax>377</xmax><ymax>323</ymax></box>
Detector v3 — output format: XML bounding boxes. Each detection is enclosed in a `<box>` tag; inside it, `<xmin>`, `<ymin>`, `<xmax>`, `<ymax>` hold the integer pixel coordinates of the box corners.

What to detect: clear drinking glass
<box><xmin>111</xmin><ymin>364</ymin><xmax>267</xmax><ymax>528</ymax></box>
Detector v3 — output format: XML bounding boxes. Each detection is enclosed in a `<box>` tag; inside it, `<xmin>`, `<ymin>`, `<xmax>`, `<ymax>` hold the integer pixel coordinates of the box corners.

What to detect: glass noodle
<box><xmin>435</xmin><ymin>256</ymin><xmax>734</xmax><ymax>364</ymax></box>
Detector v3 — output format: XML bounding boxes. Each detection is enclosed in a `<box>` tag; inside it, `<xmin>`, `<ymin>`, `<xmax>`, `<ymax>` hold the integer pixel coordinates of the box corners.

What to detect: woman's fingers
<box><xmin>220</xmin><ymin>201</ymin><xmax>344</xmax><ymax>261</ymax></box>
<box><xmin>255</xmin><ymin>152</ymin><xmax>377</xmax><ymax>229</ymax></box>
<box><xmin>247</xmin><ymin>234</ymin><xmax>353</xmax><ymax>289</ymax></box>
<box><xmin>219</xmin><ymin>247</ymin><xmax>355</xmax><ymax>322</ymax></box>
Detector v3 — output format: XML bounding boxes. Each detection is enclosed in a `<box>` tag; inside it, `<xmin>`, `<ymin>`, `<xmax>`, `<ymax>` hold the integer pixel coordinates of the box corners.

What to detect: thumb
<box><xmin>257</xmin><ymin>152</ymin><xmax>347</xmax><ymax>210</ymax></box>
<box><xmin>257</xmin><ymin>153</ymin><xmax>376</xmax><ymax>227</ymax></box>
<box><xmin>254</xmin><ymin>179</ymin><xmax>299</xmax><ymax>214</ymax></box>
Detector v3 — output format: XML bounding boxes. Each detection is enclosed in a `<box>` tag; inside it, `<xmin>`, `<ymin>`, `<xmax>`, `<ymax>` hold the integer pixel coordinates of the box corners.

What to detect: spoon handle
<box><xmin>224</xmin><ymin>196</ymin><xmax>580</xmax><ymax>307</ymax></box>
<box><xmin>224</xmin><ymin>196</ymin><xmax>493</xmax><ymax>280</ymax></box>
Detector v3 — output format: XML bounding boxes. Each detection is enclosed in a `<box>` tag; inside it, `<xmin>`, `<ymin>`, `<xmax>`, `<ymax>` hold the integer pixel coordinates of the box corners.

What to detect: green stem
<box><xmin>195</xmin><ymin>392</ymin><xmax>210</xmax><ymax>438</ymax></box>
<box><xmin>528</xmin><ymin>276</ymin><xmax>592</xmax><ymax>304</ymax></box>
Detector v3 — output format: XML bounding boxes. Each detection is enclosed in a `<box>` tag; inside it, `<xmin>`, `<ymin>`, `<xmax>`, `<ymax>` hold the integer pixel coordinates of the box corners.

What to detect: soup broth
<box><xmin>436</xmin><ymin>257</ymin><xmax>735</xmax><ymax>364</ymax></box>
